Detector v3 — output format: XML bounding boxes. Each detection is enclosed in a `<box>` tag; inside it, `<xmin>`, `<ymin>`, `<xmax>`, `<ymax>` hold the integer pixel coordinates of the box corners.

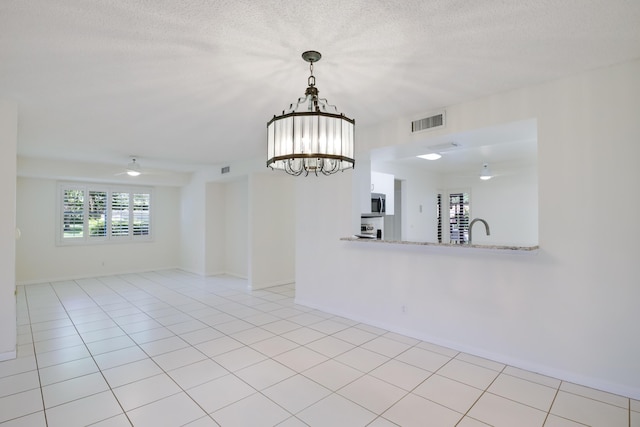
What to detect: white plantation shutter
<box><xmin>62</xmin><ymin>188</ymin><xmax>84</xmax><ymax>239</ymax></box>
<box><xmin>58</xmin><ymin>183</ymin><xmax>152</xmax><ymax>245</ymax></box>
<box><xmin>436</xmin><ymin>193</ymin><xmax>442</xmax><ymax>244</ymax></box>
<box><xmin>133</xmin><ymin>193</ymin><xmax>150</xmax><ymax>236</ymax></box>
<box><xmin>449</xmin><ymin>192</ymin><xmax>469</xmax><ymax>244</ymax></box>
<box><xmin>88</xmin><ymin>190</ymin><xmax>107</xmax><ymax>238</ymax></box>
<box><xmin>111</xmin><ymin>192</ymin><xmax>130</xmax><ymax>237</ymax></box>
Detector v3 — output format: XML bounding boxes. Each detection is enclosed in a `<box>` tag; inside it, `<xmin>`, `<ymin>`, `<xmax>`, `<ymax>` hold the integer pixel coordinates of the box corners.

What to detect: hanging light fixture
<box><xmin>126</xmin><ymin>158</ymin><xmax>141</xmax><ymax>177</ymax></box>
<box><xmin>266</xmin><ymin>51</ymin><xmax>355</xmax><ymax>176</ymax></box>
<box><xmin>480</xmin><ymin>163</ymin><xmax>493</xmax><ymax>180</ymax></box>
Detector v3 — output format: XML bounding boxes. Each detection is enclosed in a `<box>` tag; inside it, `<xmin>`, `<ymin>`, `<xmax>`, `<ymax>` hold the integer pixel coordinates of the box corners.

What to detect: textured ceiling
<box><xmin>2</xmin><ymin>0</ymin><xmax>640</xmax><ymax>175</ymax></box>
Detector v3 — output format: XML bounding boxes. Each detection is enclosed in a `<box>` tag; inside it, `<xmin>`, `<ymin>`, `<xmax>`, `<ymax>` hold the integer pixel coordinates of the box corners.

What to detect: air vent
<box><xmin>221</xmin><ymin>166</ymin><xmax>230</xmax><ymax>174</ymax></box>
<box><xmin>411</xmin><ymin>111</ymin><xmax>445</xmax><ymax>133</ymax></box>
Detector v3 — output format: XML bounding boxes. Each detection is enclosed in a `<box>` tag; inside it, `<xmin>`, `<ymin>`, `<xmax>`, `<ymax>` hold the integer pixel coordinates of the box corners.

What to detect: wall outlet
<box><xmin>401</xmin><ymin>305</ymin><xmax>408</xmax><ymax>314</ymax></box>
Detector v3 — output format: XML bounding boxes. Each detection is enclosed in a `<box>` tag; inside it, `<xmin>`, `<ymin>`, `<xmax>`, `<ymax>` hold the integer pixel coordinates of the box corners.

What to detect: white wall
<box><xmin>374</xmin><ymin>163</ymin><xmax>441</xmax><ymax>242</ymax></box>
<box><xmin>373</xmin><ymin>156</ymin><xmax>538</xmax><ymax>245</ymax></box>
<box><xmin>223</xmin><ymin>177</ymin><xmax>248</xmax><ymax>278</ymax></box>
<box><xmin>458</xmin><ymin>164</ymin><xmax>538</xmax><ymax>246</ymax></box>
<box><xmin>179</xmin><ymin>174</ymin><xmax>207</xmax><ymax>275</ymax></box>
<box><xmin>17</xmin><ymin>177</ymin><xmax>181</xmax><ymax>283</ymax></box>
<box><xmin>205</xmin><ymin>182</ymin><xmax>225</xmax><ymax>275</ymax></box>
<box><xmin>295</xmin><ymin>59</ymin><xmax>640</xmax><ymax>398</ymax></box>
<box><xmin>248</xmin><ymin>171</ymin><xmax>295</xmax><ymax>289</ymax></box>
<box><xmin>182</xmin><ymin>172</ymin><xmax>248</xmax><ymax>278</ymax></box>
<box><xmin>0</xmin><ymin>100</ymin><xmax>17</xmax><ymax>361</ymax></box>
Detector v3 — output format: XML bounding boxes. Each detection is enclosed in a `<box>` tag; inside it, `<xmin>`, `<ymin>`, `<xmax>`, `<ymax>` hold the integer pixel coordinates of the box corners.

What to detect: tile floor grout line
<box><xmin>7</xmin><ymin>270</ymin><xmax>634</xmax><ymax>427</ymax></box>
<box><xmin>557</xmin><ymin>382</ymin><xmax>632</xmax><ymax>410</ymax></box>
<box><xmin>18</xmin><ymin>284</ymin><xmax>49</xmax><ymax>426</ymax></box>
<box><xmin>82</xmin><ymin>276</ymin><xmax>231</xmax><ymax>425</ymax></box>
<box><xmin>542</xmin><ymin>376</ymin><xmax>564</xmax><ymax>427</ymax></box>
<box><xmin>450</xmin><ymin>361</ymin><xmax>507</xmax><ymax>426</ymax></box>
<box><xmin>107</xmin><ymin>272</ymin><xmax>318</xmax><ymax>348</ymax></box>
<box><xmin>141</xmin><ymin>273</ymin><xmax>391</xmax><ymax>423</ymax></box>
<box><xmin>142</xmin><ymin>278</ymin><xmax>312</xmax><ymax>425</ymax></box>
<box><xmin>75</xmin><ymin>276</ymin><xmax>221</xmax><ymax>424</ymax></box>
<box><xmin>94</xmin><ymin>273</ymin><xmax>306</xmax><ymax>425</ymax></box>
<box><xmin>44</xmin><ymin>278</ymin><xmax>211</xmax><ymax>422</ymax></box>
<box><xmin>198</xmin><ymin>276</ymin><xmax>474</xmax><ymax>425</ymax></box>
<box><xmin>46</xmin><ymin>279</ymin><xmax>136</xmax><ymax>427</ymax></box>
<box><xmin>12</xmin><ymin>281</ymin><xmax>278</xmax><ymax>424</ymax></box>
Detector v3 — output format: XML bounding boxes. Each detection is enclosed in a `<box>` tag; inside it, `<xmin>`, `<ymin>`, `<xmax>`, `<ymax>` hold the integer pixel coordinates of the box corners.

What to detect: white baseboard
<box><xmin>16</xmin><ymin>266</ymin><xmax>182</xmax><ymax>286</ymax></box>
<box><xmin>250</xmin><ymin>278</ymin><xmax>295</xmax><ymax>290</ymax></box>
<box><xmin>0</xmin><ymin>349</ymin><xmax>16</xmax><ymax>362</ymax></box>
<box><xmin>295</xmin><ymin>297</ymin><xmax>640</xmax><ymax>400</ymax></box>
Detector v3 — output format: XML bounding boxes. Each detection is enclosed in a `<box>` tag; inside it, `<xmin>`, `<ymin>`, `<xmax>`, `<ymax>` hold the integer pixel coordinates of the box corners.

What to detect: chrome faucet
<box><xmin>468</xmin><ymin>218</ymin><xmax>490</xmax><ymax>244</ymax></box>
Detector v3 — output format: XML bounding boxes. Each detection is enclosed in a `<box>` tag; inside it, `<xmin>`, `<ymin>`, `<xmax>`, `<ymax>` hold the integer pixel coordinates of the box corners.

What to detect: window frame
<box><xmin>57</xmin><ymin>182</ymin><xmax>153</xmax><ymax>246</ymax></box>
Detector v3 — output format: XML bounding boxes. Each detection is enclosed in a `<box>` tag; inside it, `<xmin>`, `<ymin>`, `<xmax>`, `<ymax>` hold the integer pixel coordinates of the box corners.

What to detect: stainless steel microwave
<box><xmin>371</xmin><ymin>193</ymin><xmax>386</xmax><ymax>214</ymax></box>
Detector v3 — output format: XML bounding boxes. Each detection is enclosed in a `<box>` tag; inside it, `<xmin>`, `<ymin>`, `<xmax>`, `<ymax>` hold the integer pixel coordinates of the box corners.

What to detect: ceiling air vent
<box><xmin>411</xmin><ymin>111</ymin><xmax>445</xmax><ymax>133</ymax></box>
<box><xmin>221</xmin><ymin>166</ymin><xmax>230</xmax><ymax>174</ymax></box>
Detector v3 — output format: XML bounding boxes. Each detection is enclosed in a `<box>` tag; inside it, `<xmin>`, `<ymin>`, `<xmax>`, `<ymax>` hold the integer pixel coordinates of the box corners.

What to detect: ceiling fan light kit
<box><xmin>126</xmin><ymin>158</ymin><xmax>141</xmax><ymax>177</ymax></box>
<box><xmin>480</xmin><ymin>163</ymin><xmax>492</xmax><ymax>180</ymax></box>
<box><xmin>266</xmin><ymin>51</ymin><xmax>355</xmax><ymax>176</ymax></box>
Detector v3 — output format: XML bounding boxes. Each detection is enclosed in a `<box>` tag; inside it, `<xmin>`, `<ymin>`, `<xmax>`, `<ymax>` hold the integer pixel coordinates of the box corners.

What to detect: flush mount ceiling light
<box><xmin>417</xmin><ymin>153</ymin><xmax>442</xmax><ymax>160</ymax></box>
<box><xmin>266</xmin><ymin>51</ymin><xmax>355</xmax><ymax>176</ymax></box>
<box><xmin>480</xmin><ymin>163</ymin><xmax>493</xmax><ymax>180</ymax></box>
<box><xmin>126</xmin><ymin>158</ymin><xmax>141</xmax><ymax>177</ymax></box>
<box><xmin>416</xmin><ymin>142</ymin><xmax>459</xmax><ymax>161</ymax></box>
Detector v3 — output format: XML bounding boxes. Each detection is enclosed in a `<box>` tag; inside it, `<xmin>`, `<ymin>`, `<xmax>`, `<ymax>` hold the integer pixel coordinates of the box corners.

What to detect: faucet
<box><xmin>468</xmin><ymin>218</ymin><xmax>490</xmax><ymax>244</ymax></box>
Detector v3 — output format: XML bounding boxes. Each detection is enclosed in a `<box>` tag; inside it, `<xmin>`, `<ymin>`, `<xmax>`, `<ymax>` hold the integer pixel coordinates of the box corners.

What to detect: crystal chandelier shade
<box><xmin>266</xmin><ymin>51</ymin><xmax>355</xmax><ymax>176</ymax></box>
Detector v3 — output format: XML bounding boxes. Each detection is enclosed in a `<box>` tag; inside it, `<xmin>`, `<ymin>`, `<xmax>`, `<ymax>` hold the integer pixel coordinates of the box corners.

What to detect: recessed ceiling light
<box><xmin>417</xmin><ymin>153</ymin><xmax>442</xmax><ymax>160</ymax></box>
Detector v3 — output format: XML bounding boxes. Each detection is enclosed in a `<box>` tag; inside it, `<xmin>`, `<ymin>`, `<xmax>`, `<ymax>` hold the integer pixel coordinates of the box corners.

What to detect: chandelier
<box><xmin>266</xmin><ymin>51</ymin><xmax>355</xmax><ymax>176</ymax></box>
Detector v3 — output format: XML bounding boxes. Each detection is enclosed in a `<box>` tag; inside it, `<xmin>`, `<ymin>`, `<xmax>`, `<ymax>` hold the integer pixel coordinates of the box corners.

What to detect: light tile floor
<box><xmin>1</xmin><ymin>270</ymin><xmax>638</xmax><ymax>426</ymax></box>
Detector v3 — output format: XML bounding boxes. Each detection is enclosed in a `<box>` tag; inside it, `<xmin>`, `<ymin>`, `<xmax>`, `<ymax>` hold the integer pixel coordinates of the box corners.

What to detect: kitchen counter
<box><xmin>341</xmin><ymin>237</ymin><xmax>539</xmax><ymax>253</ymax></box>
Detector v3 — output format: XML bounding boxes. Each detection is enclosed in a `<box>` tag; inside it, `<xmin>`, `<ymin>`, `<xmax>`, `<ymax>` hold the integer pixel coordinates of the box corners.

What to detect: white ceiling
<box><xmin>2</xmin><ymin>1</ymin><xmax>640</xmax><ymax>176</ymax></box>
<box><xmin>372</xmin><ymin>118</ymin><xmax>538</xmax><ymax>175</ymax></box>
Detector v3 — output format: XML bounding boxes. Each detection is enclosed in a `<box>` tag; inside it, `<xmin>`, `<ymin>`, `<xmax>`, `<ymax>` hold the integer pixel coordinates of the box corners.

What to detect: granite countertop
<box><xmin>341</xmin><ymin>237</ymin><xmax>539</xmax><ymax>252</ymax></box>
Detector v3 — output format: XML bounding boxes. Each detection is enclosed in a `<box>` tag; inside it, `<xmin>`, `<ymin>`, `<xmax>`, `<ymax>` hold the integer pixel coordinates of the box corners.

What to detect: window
<box><xmin>88</xmin><ymin>190</ymin><xmax>107</xmax><ymax>237</ymax></box>
<box><xmin>111</xmin><ymin>192</ymin><xmax>130</xmax><ymax>237</ymax></box>
<box><xmin>436</xmin><ymin>194</ymin><xmax>442</xmax><ymax>243</ymax></box>
<box><xmin>449</xmin><ymin>192</ymin><xmax>470</xmax><ymax>244</ymax></box>
<box><xmin>437</xmin><ymin>191</ymin><xmax>470</xmax><ymax>244</ymax></box>
<box><xmin>58</xmin><ymin>183</ymin><xmax>152</xmax><ymax>245</ymax></box>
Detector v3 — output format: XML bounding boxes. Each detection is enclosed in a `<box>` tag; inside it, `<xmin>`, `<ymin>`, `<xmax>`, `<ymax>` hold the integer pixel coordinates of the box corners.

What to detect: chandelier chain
<box><xmin>308</xmin><ymin>61</ymin><xmax>315</xmax><ymax>87</ymax></box>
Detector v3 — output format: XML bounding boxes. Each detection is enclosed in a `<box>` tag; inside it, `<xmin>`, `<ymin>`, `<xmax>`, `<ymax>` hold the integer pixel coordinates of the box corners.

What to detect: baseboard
<box><xmin>250</xmin><ymin>278</ymin><xmax>295</xmax><ymax>290</ymax></box>
<box><xmin>295</xmin><ymin>297</ymin><xmax>640</xmax><ymax>400</ymax></box>
<box><xmin>179</xmin><ymin>266</ymin><xmax>207</xmax><ymax>276</ymax></box>
<box><xmin>16</xmin><ymin>266</ymin><xmax>182</xmax><ymax>286</ymax></box>
<box><xmin>222</xmin><ymin>272</ymin><xmax>248</xmax><ymax>280</ymax></box>
<box><xmin>0</xmin><ymin>349</ymin><xmax>16</xmax><ymax>362</ymax></box>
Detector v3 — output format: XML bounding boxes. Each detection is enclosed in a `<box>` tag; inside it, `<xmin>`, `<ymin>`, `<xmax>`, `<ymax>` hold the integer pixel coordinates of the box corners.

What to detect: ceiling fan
<box><xmin>112</xmin><ymin>157</ymin><xmax>143</xmax><ymax>177</ymax></box>
<box><xmin>126</xmin><ymin>158</ymin><xmax>141</xmax><ymax>176</ymax></box>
